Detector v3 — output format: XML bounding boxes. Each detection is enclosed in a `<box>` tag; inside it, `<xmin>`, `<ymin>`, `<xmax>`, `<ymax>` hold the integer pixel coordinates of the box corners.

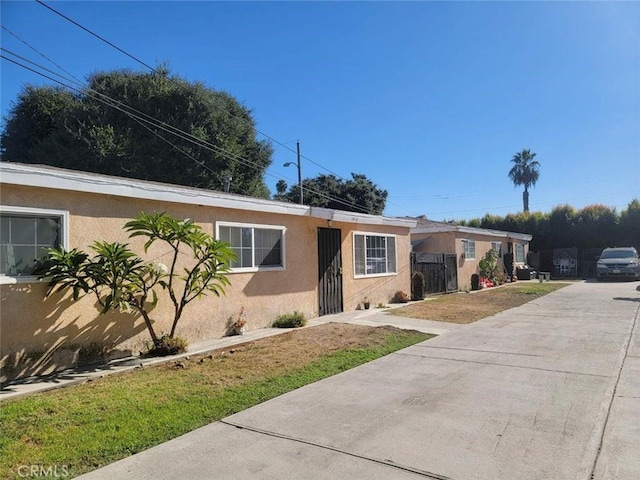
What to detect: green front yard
<box><xmin>0</xmin><ymin>324</ymin><xmax>431</xmax><ymax>479</ymax></box>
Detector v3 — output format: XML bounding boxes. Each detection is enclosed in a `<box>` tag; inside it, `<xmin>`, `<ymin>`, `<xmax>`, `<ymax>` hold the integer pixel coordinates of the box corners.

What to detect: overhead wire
<box><xmin>34</xmin><ymin>0</ymin><xmax>340</xmax><ymax>174</ymax></box>
<box><xmin>0</xmin><ymin>52</ymin><xmax>268</xmax><ymax>193</ymax></box>
<box><xmin>0</xmin><ymin>53</ymin><xmax>262</xmax><ymax>193</ymax></box>
<box><xmin>32</xmin><ymin>0</ymin><xmax>407</xmax><ymax>215</ymax></box>
<box><xmin>1</xmin><ymin>48</ymin><xmax>379</xmax><ymax>214</ymax></box>
<box><xmin>2</xmin><ymin>25</ymin><xmax>84</xmax><ymax>84</ymax></box>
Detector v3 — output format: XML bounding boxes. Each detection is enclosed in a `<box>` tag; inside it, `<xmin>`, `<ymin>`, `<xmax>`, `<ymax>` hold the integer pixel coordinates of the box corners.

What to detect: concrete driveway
<box><xmin>78</xmin><ymin>281</ymin><xmax>639</xmax><ymax>480</ymax></box>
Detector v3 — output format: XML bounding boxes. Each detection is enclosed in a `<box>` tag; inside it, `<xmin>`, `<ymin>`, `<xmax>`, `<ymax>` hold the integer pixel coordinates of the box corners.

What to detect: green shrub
<box><xmin>40</xmin><ymin>211</ymin><xmax>235</xmax><ymax>354</ymax></box>
<box><xmin>411</xmin><ymin>272</ymin><xmax>425</xmax><ymax>300</ymax></box>
<box><xmin>392</xmin><ymin>290</ymin><xmax>410</xmax><ymax>303</ymax></box>
<box><xmin>145</xmin><ymin>335</ymin><xmax>188</xmax><ymax>357</ymax></box>
<box><xmin>272</xmin><ymin>312</ymin><xmax>307</xmax><ymax>328</ymax></box>
<box><xmin>478</xmin><ymin>249</ymin><xmax>500</xmax><ymax>282</ymax></box>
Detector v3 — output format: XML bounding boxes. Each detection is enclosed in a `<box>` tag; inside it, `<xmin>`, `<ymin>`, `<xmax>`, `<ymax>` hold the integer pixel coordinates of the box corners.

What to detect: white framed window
<box><xmin>0</xmin><ymin>206</ymin><xmax>69</xmax><ymax>283</ymax></box>
<box><xmin>491</xmin><ymin>242</ymin><xmax>502</xmax><ymax>257</ymax></box>
<box><xmin>217</xmin><ymin>222</ymin><xmax>285</xmax><ymax>272</ymax></box>
<box><xmin>353</xmin><ymin>232</ymin><xmax>397</xmax><ymax>277</ymax></box>
<box><xmin>515</xmin><ymin>243</ymin><xmax>526</xmax><ymax>263</ymax></box>
<box><xmin>462</xmin><ymin>239</ymin><xmax>476</xmax><ymax>260</ymax></box>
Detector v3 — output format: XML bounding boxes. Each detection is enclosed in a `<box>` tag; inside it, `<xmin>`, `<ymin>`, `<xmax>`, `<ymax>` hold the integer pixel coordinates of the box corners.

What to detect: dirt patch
<box><xmin>152</xmin><ymin>323</ymin><xmax>425</xmax><ymax>385</ymax></box>
<box><xmin>392</xmin><ymin>282</ymin><xmax>570</xmax><ymax>324</ymax></box>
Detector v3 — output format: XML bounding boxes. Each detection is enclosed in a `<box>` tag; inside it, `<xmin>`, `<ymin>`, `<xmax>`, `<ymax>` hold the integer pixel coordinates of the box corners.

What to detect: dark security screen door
<box><xmin>317</xmin><ymin>227</ymin><xmax>343</xmax><ymax>316</ymax></box>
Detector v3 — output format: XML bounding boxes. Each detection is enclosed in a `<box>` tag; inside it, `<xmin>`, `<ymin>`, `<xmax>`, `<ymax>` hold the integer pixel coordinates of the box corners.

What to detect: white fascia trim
<box><xmin>309</xmin><ymin>206</ymin><xmax>416</xmax><ymax>228</ymax></box>
<box><xmin>457</xmin><ymin>226</ymin><xmax>532</xmax><ymax>240</ymax></box>
<box><xmin>1</xmin><ymin>163</ymin><xmax>307</xmax><ymax>216</ymax></box>
<box><xmin>1</xmin><ymin>163</ymin><xmax>416</xmax><ymax>228</ymax></box>
<box><xmin>507</xmin><ymin>233</ymin><xmax>533</xmax><ymax>242</ymax></box>
<box><xmin>411</xmin><ymin>224</ymin><xmax>532</xmax><ymax>241</ymax></box>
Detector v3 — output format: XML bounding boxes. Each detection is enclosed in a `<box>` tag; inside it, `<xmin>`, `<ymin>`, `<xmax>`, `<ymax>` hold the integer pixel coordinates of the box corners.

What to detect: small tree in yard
<box><xmin>41</xmin><ymin>212</ymin><xmax>235</xmax><ymax>355</ymax></box>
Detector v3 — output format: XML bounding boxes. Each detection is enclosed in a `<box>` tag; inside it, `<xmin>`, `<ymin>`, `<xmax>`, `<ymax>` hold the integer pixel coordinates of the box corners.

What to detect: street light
<box><xmin>283</xmin><ymin>141</ymin><xmax>303</xmax><ymax>205</ymax></box>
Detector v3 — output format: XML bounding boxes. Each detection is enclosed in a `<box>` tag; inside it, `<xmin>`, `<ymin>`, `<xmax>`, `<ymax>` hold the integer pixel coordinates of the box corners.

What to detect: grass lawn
<box><xmin>392</xmin><ymin>281</ymin><xmax>571</xmax><ymax>324</ymax></box>
<box><xmin>0</xmin><ymin>324</ymin><xmax>431</xmax><ymax>479</ymax></box>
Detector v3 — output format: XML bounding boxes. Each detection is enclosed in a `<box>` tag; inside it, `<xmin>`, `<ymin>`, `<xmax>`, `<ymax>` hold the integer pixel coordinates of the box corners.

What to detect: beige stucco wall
<box><xmin>340</xmin><ymin>224</ymin><xmax>413</xmax><ymax>310</ymax></box>
<box><xmin>412</xmin><ymin>231</ymin><xmax>456</xmax><ymax>254</ymax></box>
<box><xmin>1</xmin><ymin>184</ymin><xmax>411</xmax><ymax>380</ymax></box>
<box><xmin>456</xmin><ymin>233</ymin><xmax>506</xmax><ymax>291</ymax></box>
<box><xmin>412</xmin><ymin>231</ymin><xmax>530</xmax><ymax>291</ymax></box>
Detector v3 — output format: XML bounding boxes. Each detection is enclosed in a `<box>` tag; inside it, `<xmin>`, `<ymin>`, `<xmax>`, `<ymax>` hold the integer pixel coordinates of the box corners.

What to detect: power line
<box><xmin>0</xmin><ymin>52</ymin><xmax>266</xmax><ymax>189</ymax></box>
<box><xmin>35</xmin><ymin>0</ymin><xmax>157</xmax><ymax>73</ymax></box>
<box><xmin>1</xmin><ymin>25</ymin><xmax>84</xmax><ymax>84</ymax></box>
<box><xmin>0</xmin><ymin>53</ymin><xmax>258</xmax><ymax>190</ymax></box>
<box><xmin>1</xmin><ymin>50</ymin><xmax>379</xmax><ymax>214</ymax></box>
<box><xmin>408</xmin><ymin>192</ymin><xmax>640</xmax><ymax>219</ymax></box>
<box><xmin>34</xmin><ymin>0</ymin><xmax>343</xmax><ymax>178</ymax></box>
<box><xmin>33</xmin><ymin>0</ymin><xmax>409</xmax><ymax>215</ymax></box>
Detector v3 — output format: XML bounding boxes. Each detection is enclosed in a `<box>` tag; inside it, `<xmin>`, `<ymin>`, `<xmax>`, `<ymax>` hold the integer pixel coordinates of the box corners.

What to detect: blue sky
<box><xmin>1</xmin><ymin>1</ymin><xmax>639</xmax><ymax>221</ymax></box>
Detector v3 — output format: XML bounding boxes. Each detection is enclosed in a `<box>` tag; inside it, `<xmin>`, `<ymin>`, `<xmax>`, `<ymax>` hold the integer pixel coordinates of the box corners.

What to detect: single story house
<box><xmin>1</xmin><ymin>162</ymin><xmax>417</xmax><ymax>381</ymax></box>
<box><xmin>410</xmin><ymin>218</ymin><xmax>533</xmax><ymax>291</ymax></box>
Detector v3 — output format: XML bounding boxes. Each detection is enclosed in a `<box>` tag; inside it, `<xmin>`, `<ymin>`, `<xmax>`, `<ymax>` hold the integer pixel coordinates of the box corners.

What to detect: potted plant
<box><xmin>232</xmin><ymin>307</ymin><xmax>247</xmax><ymax>335</ymax></box>
<box><xmin>363</xmin><ymin>297</ymin><xmax>371</xmax><ymax>309</ymax></box>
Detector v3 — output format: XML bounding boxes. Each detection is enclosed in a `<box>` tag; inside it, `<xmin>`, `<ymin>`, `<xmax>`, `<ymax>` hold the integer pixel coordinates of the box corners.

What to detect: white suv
<box><xmin>596</xmin><ymin>247</ymin><xmax>640</xmax><ymax>281</ymax></box>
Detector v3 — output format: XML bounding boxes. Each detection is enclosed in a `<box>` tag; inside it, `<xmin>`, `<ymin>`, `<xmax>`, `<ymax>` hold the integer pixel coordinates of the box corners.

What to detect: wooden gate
<box><xmin>318</xmin><ymin>228</ymin><xmax>343</xmax><ymax>315</ymax></box>
<box><xmin>411</xmin><ymin>252</ymin><xmax>458</xmax><ymax>294</ymax></box>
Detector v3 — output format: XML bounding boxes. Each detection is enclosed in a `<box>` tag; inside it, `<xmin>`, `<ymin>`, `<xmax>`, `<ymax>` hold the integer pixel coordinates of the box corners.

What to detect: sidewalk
<box><xmin>0</xmin><ymin>301</ymin><xmax>457</xmax><ymax>401</ymax></box>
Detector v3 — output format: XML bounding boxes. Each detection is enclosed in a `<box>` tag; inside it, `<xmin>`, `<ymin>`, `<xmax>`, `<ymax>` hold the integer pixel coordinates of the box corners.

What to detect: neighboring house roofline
<box><xmin>411</xmin><ymin>237</ymin><xmax>431</xmax><ymax>248</ymax></box>
<box><xmin>411</xmin><ymin>223</ymin><xmax>532</xmax><ymax>242</ymax></box>
<box><xmin>0</xmin><ymin>162</ymin><xmax>417</xmax><ymax>228</ymax></box>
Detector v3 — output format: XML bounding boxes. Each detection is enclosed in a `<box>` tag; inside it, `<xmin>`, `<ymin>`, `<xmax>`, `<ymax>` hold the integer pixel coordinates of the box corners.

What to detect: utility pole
<box><xmin>296</xmin><ymin>141</ymin><xmax>303</xmax><ymax>205</ymax></box>
<box><xmin>284</xmin><ymin>140</ymin><xmax>303</xmax><ymax>205</ymax></box>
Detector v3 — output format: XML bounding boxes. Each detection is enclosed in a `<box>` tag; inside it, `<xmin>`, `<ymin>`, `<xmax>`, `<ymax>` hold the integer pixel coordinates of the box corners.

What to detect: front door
<box><xmin>317</xmin><ymin>227</ymin><xmax>343</xmax><ymax>316</ymax></box>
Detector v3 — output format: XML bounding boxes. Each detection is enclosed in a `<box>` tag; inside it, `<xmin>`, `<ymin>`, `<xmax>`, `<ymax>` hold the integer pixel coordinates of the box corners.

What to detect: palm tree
<box><xmin>508</xmin><ymin>149</ymin><xmax>540</xmax><ymax>213</ymax></box>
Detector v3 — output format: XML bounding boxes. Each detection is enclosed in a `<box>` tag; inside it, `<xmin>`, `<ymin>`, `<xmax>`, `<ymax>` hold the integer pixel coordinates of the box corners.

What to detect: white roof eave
<box><xmin>411</xmin><ymin>224</ymin><xmax>532</xmax><ymax>242</ymax></box>
<box><xmin>1</xmin><ymin>162</ymin><xmax>416</xmax><ymax>228</ymax></box>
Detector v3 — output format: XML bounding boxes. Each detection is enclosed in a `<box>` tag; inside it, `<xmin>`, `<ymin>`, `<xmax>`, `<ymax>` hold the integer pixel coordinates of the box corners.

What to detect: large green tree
<box><xmin>1</xmin><ymin>68</ymin><xmax>273</xmax><ymax>198</ymax></box>
<box><xmin>508</xmin><ymin>149</ymin><xmax>541</xmax><ymax>213</ymax></box>
<box><xmin>275</xmin><ymin>173</ymin><xmax>388</xmax><ymax>215</ymax></box>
